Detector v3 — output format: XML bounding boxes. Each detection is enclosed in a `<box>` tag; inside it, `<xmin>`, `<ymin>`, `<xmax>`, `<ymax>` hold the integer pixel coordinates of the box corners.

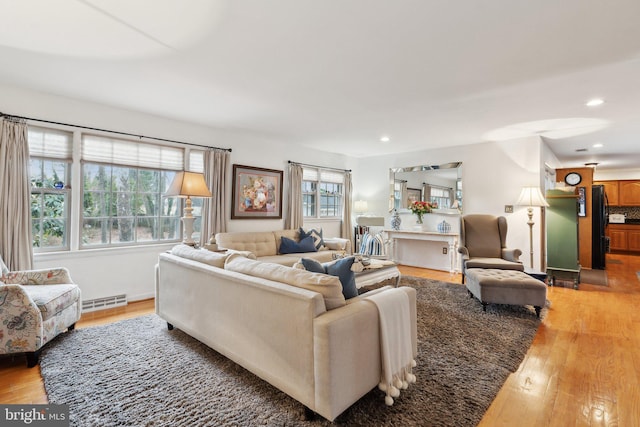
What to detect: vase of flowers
<box><xmin>409</xmin><ymin>200</ymin><xmax>435</xmax><ymax>224</ymax></box>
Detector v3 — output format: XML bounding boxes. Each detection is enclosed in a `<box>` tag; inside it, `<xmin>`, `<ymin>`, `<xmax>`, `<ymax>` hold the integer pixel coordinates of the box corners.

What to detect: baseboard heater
<box><xmin>82</xmin><ymin>294</ymin><xmax>127</xmax><ymax>312</ymax></box>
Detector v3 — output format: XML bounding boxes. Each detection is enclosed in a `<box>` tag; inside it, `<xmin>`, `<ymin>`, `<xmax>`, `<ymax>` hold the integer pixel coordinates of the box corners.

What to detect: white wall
<box><xmin>1</xmin><ymin>83</ymin><xmax>354</xmax><ymax>301</ymax></box>
<box><xmin>354</xmin><ymin>136</ymin><xmax>548</xmax><ymax>270</ymax></box>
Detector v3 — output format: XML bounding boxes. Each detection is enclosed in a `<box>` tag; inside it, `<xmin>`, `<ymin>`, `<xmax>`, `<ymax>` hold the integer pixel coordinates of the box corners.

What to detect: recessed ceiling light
<box><xmin>380</xmin><ymin>136</ymin><xmax>390</xmax><ymax>143</ymax></box>
<box><xmin>593</xmin><ymin>143</ymin><xmax>603</xmax><ymax>148</ymax></box>
<box><xmin>586</xmin><ymin>98</ymin><xmax>604</xmax><ymax>107</ymax></box>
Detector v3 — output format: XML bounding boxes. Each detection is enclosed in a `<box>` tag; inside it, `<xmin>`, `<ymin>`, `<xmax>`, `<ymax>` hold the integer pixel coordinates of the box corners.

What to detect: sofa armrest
<box><xmin>502</xmin><ymin>248</ymin><xmax>523</xmax><ymax>262</ymax></box>
<box><xmin>324</xmin><ymin>237</ymin><xmax>352</xmax><ymax>254</ymax></box>
<box><xmin>1</xmin><ymin>267</ymin><xmax>73</xmax><ymax>285</ymax></box>
<box><xmin>458</xmin><ymin>245</ymin><xmax>470</xmax><ymax>259</ymax></box>
<box><xmin>312</xmin><ymin>286</ymin><xmax>416</xmax><ymax>420</ymax></box>
<box><xmin>0</xmin><ymin>284</ymin><xmax>43</xmax><ymax>352</ymax></box>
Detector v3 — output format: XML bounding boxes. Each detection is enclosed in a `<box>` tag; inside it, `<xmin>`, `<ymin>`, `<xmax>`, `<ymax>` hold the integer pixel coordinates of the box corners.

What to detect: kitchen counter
<box><xmin>610</xmin><ymin>219</ymin><xmax>640</xmax><ymax>225</ymax></box>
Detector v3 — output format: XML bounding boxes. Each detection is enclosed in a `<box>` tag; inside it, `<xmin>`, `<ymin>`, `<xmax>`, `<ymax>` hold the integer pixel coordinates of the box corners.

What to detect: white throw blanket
<box><xmin>364</xmin><ymin>288</ymin><xmax>416</xmax><ymax>406</ymax></box>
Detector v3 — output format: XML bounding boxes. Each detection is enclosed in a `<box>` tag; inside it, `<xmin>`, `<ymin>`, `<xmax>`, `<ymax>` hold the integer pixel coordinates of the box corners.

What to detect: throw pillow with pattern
<box><xmin>299</xmin><ymin>227</ymin><xmax>325</xmax><ymax>250</ymax></box>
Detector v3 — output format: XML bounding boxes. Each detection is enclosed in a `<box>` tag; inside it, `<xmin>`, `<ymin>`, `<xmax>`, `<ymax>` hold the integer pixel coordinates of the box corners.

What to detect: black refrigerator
<box><xmin>592</xmin><ymin>185</ymin><xmax>608</xmax><ymax>270</ymax></box>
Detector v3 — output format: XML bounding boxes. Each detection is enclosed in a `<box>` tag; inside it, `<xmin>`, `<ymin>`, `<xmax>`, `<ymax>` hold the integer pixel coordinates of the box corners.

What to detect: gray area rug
<box><xmin>40</xmin><ymin>277</ymin><xmax>543</xmax><ymax>427</ymax></box>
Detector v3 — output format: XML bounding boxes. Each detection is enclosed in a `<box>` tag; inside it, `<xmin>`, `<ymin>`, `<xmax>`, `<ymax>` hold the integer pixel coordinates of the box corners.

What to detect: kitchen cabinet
<box><xmin>618</xmin><ymin>180</ymin><xmax>640</xmax><ymax>206</ymax></box>
<box><xmin>629</xmin><ymin>230</ymin><xmax>640</xmax><ymax>251</ymax></box>
<box><xmin>594</xmin><ymin>180</ymin><xmax>619</xmax><ymax>205</ymax></box>
<box><xmin>607</xmin><ymin>224</ymin><xmax>640</xmax><ymax>252</ymax></box>
<box><xmin>608</xmin><ymin>229</ymin><xmax>627</xmax><ymax>250</ymax></box>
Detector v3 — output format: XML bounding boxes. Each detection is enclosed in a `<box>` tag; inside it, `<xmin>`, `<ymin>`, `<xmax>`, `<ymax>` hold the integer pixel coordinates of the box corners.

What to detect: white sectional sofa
<box><xmin>155</xmin><ymin>248</ymin><xmax>416</xmax><ymax>421</ymax></box>
<box><xmin>215</xmin><ymin>229</ymin><xmax>351</xmax><ymax>266</ymax></box>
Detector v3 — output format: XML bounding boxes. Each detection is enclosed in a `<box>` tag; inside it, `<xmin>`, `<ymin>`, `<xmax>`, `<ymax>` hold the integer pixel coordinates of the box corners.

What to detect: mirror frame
<box><xmin>389</xmin><ymin>162</ymin><xmax>462</xmax><ymax>212</ymax></box>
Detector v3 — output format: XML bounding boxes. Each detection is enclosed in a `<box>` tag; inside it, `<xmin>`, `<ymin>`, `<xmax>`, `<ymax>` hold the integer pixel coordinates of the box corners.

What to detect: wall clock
<box><xmin>564</xmin><ymin>172</ymin><xmax>582</xmax><ymax>186</ymax></box>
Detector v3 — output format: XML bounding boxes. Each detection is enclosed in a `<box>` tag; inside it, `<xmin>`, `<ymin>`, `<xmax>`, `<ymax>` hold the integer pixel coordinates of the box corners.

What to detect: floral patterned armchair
<box><xmin>0</xmin><ymin>256</ymin><xmax>81</xmax><ymax>367</ymax></box>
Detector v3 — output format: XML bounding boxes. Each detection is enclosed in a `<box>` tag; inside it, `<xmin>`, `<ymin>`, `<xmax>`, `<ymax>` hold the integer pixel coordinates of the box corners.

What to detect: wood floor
<box><xmin>2</xmin><ymin>254</ymin><xmax>639</xmax><ymax>426</ymax></box>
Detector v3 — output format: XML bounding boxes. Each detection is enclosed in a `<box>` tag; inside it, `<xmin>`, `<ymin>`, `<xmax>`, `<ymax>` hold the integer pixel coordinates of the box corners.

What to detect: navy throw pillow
<box><xmin>300</xmin><ymin>256</ymin><xmax>358</xmax><ymax>299</ymax></box>
<box><xmin>300</xmin><ymin>258</ymin><xmax>325</xmax><ymax>274</ymax></box>
<box><xmin>279</xmin><ymin>236</ymin><xmax>317</xmax><ymax>254</ymax></box>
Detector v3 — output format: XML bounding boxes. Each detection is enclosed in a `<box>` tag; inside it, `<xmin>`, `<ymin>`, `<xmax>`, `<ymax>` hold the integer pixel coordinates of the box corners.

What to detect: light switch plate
<box><xmin>504</xmin><ymin>205</ymin><xmax>514</xmax><ymax>213</ymax></box>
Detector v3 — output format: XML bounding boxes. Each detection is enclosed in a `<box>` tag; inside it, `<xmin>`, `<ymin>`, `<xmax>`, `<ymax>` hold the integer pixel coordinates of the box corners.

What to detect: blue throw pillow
<box><xmin>300</xmin><ymin>258</ymin><xmax>325</xmax><ymax>274</ymax></box>
<box><xmin>299</xmin><ymin>227</ymin><xmax>325</xmax><ymax>250</ymax></box>
<box><xmin>300</xmin><ymin>256</ymin><xmax>358</xmax><ymax>299</ymax></box>
<box><xmin>279</xmin><ymin>236</ymin><xmax>318</xmax><ymax>254</ymax></box>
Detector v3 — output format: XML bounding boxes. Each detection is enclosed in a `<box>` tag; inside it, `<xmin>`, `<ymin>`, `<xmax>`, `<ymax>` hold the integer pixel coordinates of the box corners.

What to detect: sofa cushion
<box><xmin>22</xmin><ymin>284</ymin><xmax>81</xmax><ymax>321</ymax></box>
<box><xmin>215</xmin><ymin>231</ymin><xmax>277</xmax><ymax>257</ymax></box>
<box><xmin>279</xmin><ymin>236</ymin><xmax>317</xmax><ymax>254</ymax></box>
<box><xmin>224</xmin><ymin>256</ymin><xmax>346</xmax><ymax>310</ymax></box>
<box><xmin>300</xmin><ymin>227</ymin><xmax>325</xmax><ymax>250</ymax></box>
<box><xmin>258</xmin><ymin>251</ymin><xmax>335</xmax><ymax>266</ymax></box>
<box><xmin>301</xmin><ymin>257</ymin><xmax>358</xmax><ymax>299</ymax></box>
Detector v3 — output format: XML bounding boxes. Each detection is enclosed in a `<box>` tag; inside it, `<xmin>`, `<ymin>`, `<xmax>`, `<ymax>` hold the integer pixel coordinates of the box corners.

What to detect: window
<box><xmin>428</xmin><ymin>186</ymin><xmax>452</xmax><ymax>209</ymax></box>
<box><xmin>28</xmin><ymin>127</ymin><xmax>72</xmax><ymax>251</ymax></box>
<box><xmin>302</xmin><ymin>168</ymin><xmax>344</xmax><ymax>218</ymax></box>
<box><xmin>80</xmin><ymin>135</ymin><xmax>183</xmax><ymax>247</ymax></box>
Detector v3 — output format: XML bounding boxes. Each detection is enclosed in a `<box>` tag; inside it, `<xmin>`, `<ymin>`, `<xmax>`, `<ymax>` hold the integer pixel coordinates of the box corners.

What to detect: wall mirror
<box><xmin>389</xmin><ymin>162</ymin><xmax>463</xmax><ymax>213</ymax></box>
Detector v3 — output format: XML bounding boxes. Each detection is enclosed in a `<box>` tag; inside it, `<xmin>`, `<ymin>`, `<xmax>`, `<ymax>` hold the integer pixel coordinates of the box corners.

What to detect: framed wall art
<box><xmin>407</xmin><ymin>188</ymin><xmax>422</xmax><ymax>205</ymax></box>
<box><xmin>232</xmin><ymin>164</ymin><xmax>283</xmax><ymax>219</ymax></box>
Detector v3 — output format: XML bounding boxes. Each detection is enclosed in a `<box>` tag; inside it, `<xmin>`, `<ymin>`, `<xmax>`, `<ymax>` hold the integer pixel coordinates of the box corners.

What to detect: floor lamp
<box><xmin>516</xmin><ymin>186</ymin><xmax>549</xmax><ymax>268</ymax></box>
<box><xmin>165</xmin><ymin>171</ymin><xmax>212</xmax><ymax>246</ymax></box>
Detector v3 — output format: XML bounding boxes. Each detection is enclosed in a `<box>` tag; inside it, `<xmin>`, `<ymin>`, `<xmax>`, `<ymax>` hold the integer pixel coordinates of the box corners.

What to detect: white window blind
<box><xmin>303</xmin><ymin>168</ymin><xmax>344</xmax><ymax>183</ymax></box>
<box><xmin>189</xmin><ymin>150</ymin><xmax>204</xmax><ymax>173</ymax></box>
<box><xmin>82</xmin><ymin>135</ymin><xmax>184</xmax><ymax>170</ymax></box>
<box><xmin>28</xmin><ymin>126</ymin><xmax>72</xmax><ymax>159</ymax></box>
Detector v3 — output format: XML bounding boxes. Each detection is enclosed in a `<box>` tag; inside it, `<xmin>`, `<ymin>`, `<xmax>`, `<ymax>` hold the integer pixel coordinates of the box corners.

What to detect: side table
<box><xmin>354</xmin><ymin>259</ymin><xmax>401</xmax><ymax>289</ymax></box>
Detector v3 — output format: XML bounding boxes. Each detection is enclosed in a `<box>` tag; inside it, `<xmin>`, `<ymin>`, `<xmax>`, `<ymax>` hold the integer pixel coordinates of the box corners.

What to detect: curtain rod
<box><xmin>288</xmin><ymin>160</ymin><xmax>351</xmax><ymax>173</ymax></box>
<box><xmin>0</xmin><ymin>112</ymin><xmax>232</xmax><ymax>152</ymax></box>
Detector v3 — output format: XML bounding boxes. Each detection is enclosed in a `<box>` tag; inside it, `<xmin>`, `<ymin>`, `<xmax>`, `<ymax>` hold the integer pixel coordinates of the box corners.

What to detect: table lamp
<box><xmin>166</xmin><ymin>171</ymin><xmax>212</xmax><ymax>245</ymax></box>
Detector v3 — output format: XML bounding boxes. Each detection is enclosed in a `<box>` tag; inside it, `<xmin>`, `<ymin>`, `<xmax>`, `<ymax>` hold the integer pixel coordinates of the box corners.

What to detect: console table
<box><xmin>385</xmin><ymin>229</ymin><xmax>460</xmax><ymax>274</ymax></box>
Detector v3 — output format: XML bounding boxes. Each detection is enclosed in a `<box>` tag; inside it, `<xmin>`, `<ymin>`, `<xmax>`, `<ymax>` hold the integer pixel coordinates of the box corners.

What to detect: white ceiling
<box><xmin>1</xmin><ymin>0</ymin><xmax>640</xmax><ymax>170</ymax></box>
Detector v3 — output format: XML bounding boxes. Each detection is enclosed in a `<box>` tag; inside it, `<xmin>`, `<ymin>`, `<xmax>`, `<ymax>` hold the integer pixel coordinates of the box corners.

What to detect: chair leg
<box><xmin>26</xmin><ymin>350</ymin><xmax>41</xmax><ymax>368</ymax></box>
<box><xmin>68</xmin><ymin>323</ymin><xmax>76</xmax><ymax>331</ymax></box>
<box><xmin>481</xmin><ymin>302</ymin><xmax>487</xmax><ymax>312</ymax></box>
<box><xmin>535</xmin><ymin>306</ymin><xmax>542</xmax><ymax>318</ymax></box>
<box><xmin>167</xmin><ymin>322</ymin><xmax>174</xmax><ymax>331</ymax></box>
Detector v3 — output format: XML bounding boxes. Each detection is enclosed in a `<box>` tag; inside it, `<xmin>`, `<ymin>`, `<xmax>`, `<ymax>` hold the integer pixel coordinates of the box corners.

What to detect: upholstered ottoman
<box><xmin>465</xmin><ymin>268</ymin><xmax>547</xmax><ymax>317</ymax></box>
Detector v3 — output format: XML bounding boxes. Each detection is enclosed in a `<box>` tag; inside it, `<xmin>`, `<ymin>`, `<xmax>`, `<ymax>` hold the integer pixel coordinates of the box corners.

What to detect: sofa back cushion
<box><xmin>224</xmin><ymin>256</ymin><xmax>346</xmax><ymax>310</ymax></box>
<box><xmin>215</xmin><ymin>231</ymin><xmax>278</xmax><ymax>257</ymax></box>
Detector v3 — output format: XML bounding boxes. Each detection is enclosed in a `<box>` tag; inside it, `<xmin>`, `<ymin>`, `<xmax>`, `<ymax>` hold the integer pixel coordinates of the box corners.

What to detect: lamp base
<box><xmin>181</xmin><ymin>216</ymin><xmax>196</xmax><ymax>246</ymax></box>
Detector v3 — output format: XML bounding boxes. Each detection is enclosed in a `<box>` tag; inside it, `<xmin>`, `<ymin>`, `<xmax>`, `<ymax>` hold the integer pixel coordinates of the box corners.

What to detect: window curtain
<box><xmin>400</xmin><ymin>181</ymin><xmax>408</xmax><ymax>208</ymax></box>
<box><xmin>200</xmin><ymin>149</ymin><xmax>230</xmax><ymax>246</ymax></box>
<box><xmin>0</xmin><ymin>118</ymin><xmax>33</xmax><ymax>270</ymax></box>
<box><xmin>341</xmin><ymin>171</ymin><xmax>353</xmax><ymax>240</ymax></box>
<box><xmin>422</xmin><ymin>183</ymin><xmax>432</xmax><ymax>203</ymax></box>
<box><xmin>285</xmin><ymin>163</ymin><xmax>303</xmax><ymax>230</ymax></box>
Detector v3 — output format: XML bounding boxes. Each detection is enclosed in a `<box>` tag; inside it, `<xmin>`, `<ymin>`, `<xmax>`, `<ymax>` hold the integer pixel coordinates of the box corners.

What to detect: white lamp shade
<box><xmin>354</xmin><ymin>200</ymin><xmax>368</xmax><ymax>212</ymax></box>
<box><xmin>516</xmin><ymin>187</ymin><xmax>549</xmax><ymax>207</ymax></box>
<box><xmin>165</xmin><ymin>171</ymin><xmax>212</xmax><ymax>198</ymax></box>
